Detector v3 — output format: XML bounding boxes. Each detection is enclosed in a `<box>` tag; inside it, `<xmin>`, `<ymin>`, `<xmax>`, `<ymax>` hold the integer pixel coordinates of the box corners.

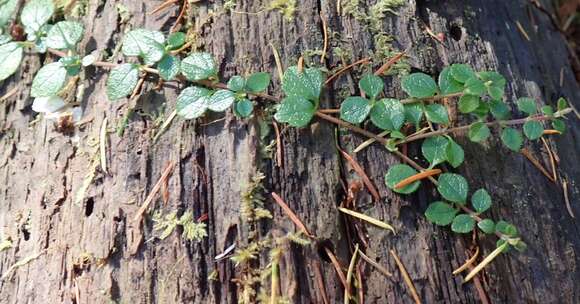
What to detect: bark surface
<box><xmin>0</xmin><ymin>0</ymin><xmax>579</xmax><ymax>303</ymax></box>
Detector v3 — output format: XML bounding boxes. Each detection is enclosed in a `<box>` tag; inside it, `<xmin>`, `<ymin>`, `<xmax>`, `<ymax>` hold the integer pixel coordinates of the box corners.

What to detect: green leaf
<box><xmin>424</xmin><ymin>104</ymin><xmax>449</xmax><ymax>124</ymax></box>
<box><xmin>385</xmin><ymin>164</ymin><xmax>421</xmax><ymax>194</ymax></box>
<box><xmin>234</xmin><ymin>99</ymin><xmax>253</xmax><ymax>118</ymax></box>
<box><xmin>359</xmin><ymin>74</ymin><xmax>383</xmax><ymax>99</ymax></box>
<box><xmin>437</xmin><ymin>173</ymin><xmax>468</xmax><ymax>204</ymax></box>
<box><xmin>425</xmin><ymin>201</ymin><xmax>458</xmax><ymax>226</ymax></box>
<box><xmin>106</xmin><ymin>63</ymin><xmax>139</xmax><ymax>101</ymax></box>
<box><xmin>20</xmin><ymin>0</ymin><xmax>54</xmax><ymax>34</ymax></box>
<box><xmin>468</xmin><ymin>122</ymin><xmax>491</xmax><ymax>142</ymax></box>
<box><xmin>45</xmin><ymin>21</ymin><xmax>84</xmax><ymax>50</ymax></box>
<box><xmin>471</xmin><ymin>189</ymin><xmax>491</xmax><ymax>213</ymax></box>
<box><xmin>282</xmin><ymin>66</ymin><xmax>324</xmax><ymax>101</ymax></box>
<box><xmin>541</xmin><ymin>105</ymin><xmax>554</xmax><ymax>116</ymax></box>
<box><xmin>121</xmin><ymin>29</ymin><xmax>166</xmax><ymax>65</ymax></box>
<box><xmin>340</xmin><ymin>96</ymin><xmax>371</xmax><ymax>124</ymax></box>
<box><xmin>477</xmin><ymin>219</ymin><xmax>495</xmax><ymax>234</ymax></box>
<box><xmin>31</xmin><ymin>62</ymin><xmax>68</xmax><ymax>97</ymax></box>
<box><xmin>157</xmin><ymin>55</ymin><xmax>180</xmax><ymax>81</ymax></box>
<box><xmin>208</xmin><ymin>89</ymin><xmax>235</xmax><ymax>112</ymax></box>
<box><xmin>478</xmin><ymin>71</ymin><xmax>506</xmax><ymax>100</ymax></box>
<box><xmin>523</xmin><ymin>120</ymin><xmax>544</xmax><ymax>140</ymax></box>
<box><xmin>513</xmin><ymin>240</ymin><xmax>528</xmax><ymax>252</ymax></box>
<box><xmin>227</xmin><ymin>76</ymin><xmax>246</xmax><ymax>92</ymax></box>
<box><xmin>446</xmin><ymin>138</ymin><xmax>464</xmax><ymax>168</ymax></box>
<box><xmin>489</xmin><ymin>99</ymin><xmax>511</xmax><ymax>120</ymax></box>
<box><xmin>0</xmin><ymin>0</ymin><xmax>18</xmax><ymax>28</ymax></box>
<box><xmin>464</xmin><ymin>77</ymin><xmax>486</xmax><ymax>96</ymax></box>
<box><xmin>181</xmin><ymin>52</ymin><xmax>217</xmax><ymax>81</ymax></box>
<box><xmin>472</xmin><ymin>101</ymin><xmax>490</xmax><ymax>118</ymax></box>
<box><xmin>274</xmin><ymin>96</ymin><xmax>315</xmax><ymax>127</ymax></box>
<box><xmin>0</xmin><ymin>42</ymin><xmax>23</xmax><ymax>81</ymax></box>
<box><xmin>552</xmin><ymin>119</ymin><xmax>566</xmax><ymax>133</ymax></box>
<box><xmin>495</xmin><ymin>220</ymin><xmax>518</xmax><ymax>237</ymax></box>
<box><xmin>450</xmin><ymin>64</ymin><xmax>475</xmax><ymax>83</ymax></box>
<box><xmin>167</xmin><ymin>32</ymin><xmax>186</xmax><ymax>50</ymax></box>
<box><xmin>404</xmin><ymin>103</ymin><xmax>423</xmax><ymax>127</ymax></box>
<box><xmin>370</xmin><ymin>98</ymin><xmax>405</xmax><ymax>130</ymax></box>
<box><xmin>517</xmin><ymin>97</ymin><xmax>537</xmax><ymax>115</ymax></box>
<box><xmin>401</xmin><ymin>73</ymin><xmax>438</xmax><ymax>98</ymax></box>
<box><xmin>438</xmin><ymin>66</ymin><xmax>463</xmax><ymax>95</ymax></box>
<box><xmin>422</xmin><ymin>136</ymin><xmax>449</xmax><ymax>167</ymax></box>
<box><xmin>246</xmin><ymin>72</ymin><xmax>271</xmax><ymax>92</ymax></box>
<box><xmin>501</xmin><ymin>127</ymin><xmax>523</xmax><ymax>152</ymax></box>
<box><xmin>496</xmin><ymin>239</ymin><xmax>511</xmax><ymax>252</ymax></box>
<box><xmin>60</xmin><ymin>55</ymin><xmax>81</xmax><ymax>76</ymax></box>
<box><xmin>458</xmin><ymin>94</ymin><xmax>480</xmax><ymax>113</ymax></box>
<box><xmin>557</xmin><ymin>97</ymin><xmax>568</xmax><ymax>111</ymax></box>
<box><xmin>176</xmin><ymin>86</ymin><xmax>212</xmax><ymax>119</ymax></box>
<box><xmin>451</xmin><ymin>214</ymin><xmax>475</xmax><ymax>233</ymax></box>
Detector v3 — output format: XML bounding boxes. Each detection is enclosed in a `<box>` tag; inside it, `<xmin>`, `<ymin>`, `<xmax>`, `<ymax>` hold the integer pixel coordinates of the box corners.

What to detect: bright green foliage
<box><xmin>422</xmin><ymin>136</ymin><xmax>449</xmax><ymax>166</ymax></box>
<box><xmin>472</xmin><ymin>102</ymin><xmax>490</xmax><ymax>118</ymax></box>
<box><xmin>234</xmin><ymin>99</ymin><xmax>253</xmax><ymax>118</ymax></box>
<box><xmin>359</xmin><ymin>74</ymin><xmax>383</xmax><ymax>99</ymax></box>
<box><xmin>501</xmin><ymin>127</ymin><xmax>523</xmax><ymax>151</ymax></box>
<box><xmin>208</xmin><ymin>89</ymin><xmax>235</xmax><ymax>112</ymax></box>
<box><xmin>438</xmin><ymin>66</ymin><xmax>463</xmax><ymax>95</ymax></box>
<box><xmin>471</xmin><ymin>189</ymin><xmax>491</xmax><ymax>213</ymax></box>
<box><xmin>246</xmin><ymin>72</ymin><xmax>271</xmax><ymax>92</ymax></box>
<box><xmin>121</xmin><ymin>29</ymin><xmax>165</xmax><ymax>65</ymax></box>
<box><xmin>437</xmin><ymin>173</ymin><xmax>468</xmax><ymax>204</ymax></box>
<box><xmin>517</xmin><ymin>97</ymin><xmax>537</xmax><ymax>115</ymax></box>
<box><xmin>181</xmin><ymin>52</ymin><xmax>217</xmax><ymax>81</ymax></box>
<box><xmin>477</xmin><ymin>219</ymin><xmax>495</xmax><ymax>234</ymax></box>
<box><xmin>404</xmin><ymin>103</ymin><xmax>423</xmax><ymax>127</ymax></box>
<box><xmin>45</xmin><ymin>21</ymin><xmax>84</xmax><ymax>50</ymax></box>
<box><xmin>468</xmin><ymin>122</ymin><xmax>491</xmax><ymax>142</ymax></box>
<box><xmin>557</xmin><ymin>97</ymin><xmax>568</xmax><ymax>111</ymax></box>
<box><xmin>542</xmin><ymin>105</ymin><xmax>554</xmax><ymax>116</ymax></box>
<box><xmin>478</xmin><ymin>71</ymin><xmax>506</xmax><ymax>100</ymax></box>
<box><xmin>450</xmin><ymin>64</ymin><xmax>475</xmax><ymax>83</ymax></box>
<box><xmin>458</xmin><ymin>94</ymin><xmax>480</xmax><ymax>113</ymax></box>
<box><xmin>166</xmin><ymin>32</ymin><xmax>186</xmax><ymax>50</ymax></box>
<box><xmin>0</xmin><ymin>0</ymin><xmax>18</xmax><ymax>27</ymax></box>
<box><xmin>451</xmin><ymin>214</ymin><xmax>475</xmax><ymax>233</ymax></box>
<box><xmin>489</xmin><ymin>99</ymin><xmax>511</xmax><ymax>120</ymax></box>
<box><xmin>0</xmin><ymin>42</ymin><xmax>23</xmax><ymax>81</ymax></box>
<box><xmin>425</xmin><ymin>201</ymin><xmax>458</xmax><ymax>226</ymax></box>
<box><xmin>176</xmin><ymin>86</ymin><xmax>212</xmax><ymax>119</ymax></box>
<box><xmin>464</xmin><ymin>77</ymin><xmax>486</xmax><ymax>96</ymax></box>
<box><xmin>552</xmin><ymin>119</ymin><xmax>566</xmax><ymax>133</ymax></box>
<box><xmin>157</xmin><ymin>55</ymin><xmax>181</xmax><ymax>81</ymax></box>
<box><xmin>106</xmin><ymin>63</ymin><xmax>139</xmax><ymax>101</ymax></box>
<box><xmin>424</xmin><ymin>104</ymin><xmax>449</xmax><ymax>124</ymax></box>
<box><xmin>495</xmin><ymin>220</ymin><xmax>518</xmax><ymax>237</ymax></box>
<box><xmin>31</xmin><ymin>62</ymin><xmax>67</xmax><ymax>97</ymax></box>
<box><xmin>227</xmin><ymin>75</ymin><xmax>246</xmax><ymax>92</ymax></box>
<box><xmin>281</xmin><ymin>66</ymin><xmax>323</xmax><ymax>101</ymax></box>
<box><xmin>446</xmin><ymin>137</ymin><xmax>465</xmax><ymax>168</ymax></box>
<box><xmin>340</xmin><ymin>96</ymin><xmax>371</xmax><ymax>124</ymax></box>
<box><xmin>401</xmin><ymin>72</ymin><xmax>438</xmax><ymax>98</ymax></box>
<box><xmin>274</xmin><ymin>96</ymin><xmax>316</xmax><ymax>127</ymax></box>
<box><xmin>523</xmin><ymin>120</ymin><xmax>543</xmax><ymax>140</ymax></box>
<box><xmin>385</xmin><ymin>164</ymin><xmax>421</xmax><ymax>194</ymax></box>
<box><xmin>370</xmin><ymin>98</ymin><xmax>405</xmax><ymax>130</ymax></box>
<box><xmin>60</xmin><ymin>55</ymin><xmax>81</xmax><ymax>76</ymax></box>
<box><xmin>20</xmin><ymin>0</ymin><xmax>54</xmax><ymax>34</ymax></box>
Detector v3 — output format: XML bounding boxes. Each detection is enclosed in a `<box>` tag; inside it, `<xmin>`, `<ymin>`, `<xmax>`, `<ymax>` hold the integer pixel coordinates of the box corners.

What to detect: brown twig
<box><xmin>358</xmin><ymin>250</ymin><xmax>392</xmax><ymax>277</ymax></box>
<box><xmin>324</xmin><ymin>58</ymin><xmax>371</xmax><ymax>85</ymax></box>
<box><xmin>148</xmin><ymin>0</ymin><xmax>179</xmax><ymax>15</ymax></box>
<box><xmin>171</xmin><ymin>0</ymin><xmax>189</xmax><ymax>33</ymax></box>
<box><xmin>452</xmin><ymin>247</ymin><xmax>480</xmax><ymax>275</ymax></box>
<box><xmin>374</xmin><ymin>51</ymin><xmax>407</xmax><ymax>76</ymax></box>
<box><xmin>320</xmin><ymin>12</ymin><xmax>329</xmax><ymax>64</ymax></box>
<box><xmin>562</xmin><ymin>178</ymin><xmax>575</xmax><ymax>218</ymax></box>
<box><xmin>520</xmin><ymin>148</ymin><xmax>556</xmax><ymax>183</ymax></box>
<box><xmin>324</xmin><ymin>247</ymin><xmax>351</xmax><ymax>298</ymax></box>
<box><xmin>336</xmin><ymin>146</ymin><xmax>380</xmax><ymax>201</ymax></box>
<box><xmin>133</xmin><ymin>161</ymin><xmax>176</xmax><ymax>222</ymax></box>
<box><xmin>390</xmin><ymin>249</ymin><xmax>421</xmax><ymax>304</ymax></box>
<box><xmin>312</xmin><ymin>260</ymin><xmax>330</xmax><ymax>304</ymax></box>
<box><xmin>273</xmin><ymin>121</ymin><xmax>283</xmax><ymax>168</ymax></box>
<box><xmin>271</xmin><ymin>192</ymin><xmax>314</xmax><ymax>238</ymax></box>
<box><xmin>541</xmin><ymin>137</ymin><xmax>558</xmax><ymax>182</ymax></box>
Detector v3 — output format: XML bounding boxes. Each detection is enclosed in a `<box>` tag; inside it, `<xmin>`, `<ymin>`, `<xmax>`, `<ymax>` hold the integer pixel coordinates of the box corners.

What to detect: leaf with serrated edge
<box><xmin>176</xmin><ymin>86</ymin><xmax>211</xmax><ymax>119</ymax></box>
<box><xmin>0</xmin><ymin>42</ymin><xmax>23</xmax><ymax>81</ymax></box>
<box><xmin>401</xmin><ymin>73</ymin><xmax>438</xmax><ymax>98</ymax></box>
<box><xmin>274</xmin><ymin>96</ymin><xmax>315</xmax><ymax>127</ymax></box>
<box><xmin>20</xmin><ymin>0</ymin><xmax>54</xmax><ymax>33</ymax></box>
<box><xmin>106</xmin><ymin>63</ymin><xmax>139</xmax><ymax>101</ymax></box>
<box><xmin>385</xmin><ymin>164</ymin><xmax>420</xmax><ymax>194</ymax></box>
<box><xmin>46</xmin><ymin>21</ymin><xmax>84</xmax><ymax>50</ymax></box>
<box><xmin>422</xmin><ymin>136</ymin><xmax>449</xmax><ymax>166</ymax></box>
<box><xmin>31</xmin><ymin>62</ymin><xmax>68</xmax><ymax>97</ymax></box>
<box><xmin>181</xmin><ymin>52</ymin><xmax>217</xmax><ymax>81</ymax></box>
<box><xmin>370</xmin><ymin>98</ymin><xmax>405</xmax><ymax>130</ymax></box>
<box><xmin>340</xmin><ymin>96</ymin><xmax>371</xmax><ymax>124</ymax></box>
<box><xmin>425</xmin><ymin>201</ymin><xmax>458</xmax><ymax>226</ymax></box>
<box><xmin>437</xmin><ymin>173</ymin><xmax>468</xmax><ymax>204</ymax></box>
<box><xmin>208</xmin><ymin>89</ymin><xmax>235</xmax><ymax>112</ymax></box>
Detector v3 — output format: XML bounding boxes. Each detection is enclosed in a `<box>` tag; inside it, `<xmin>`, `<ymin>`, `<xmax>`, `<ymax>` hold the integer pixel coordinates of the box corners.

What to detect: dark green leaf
<box><xmin>557</xmin><ymin>97</ymin><xmax>568</xmax><ymax>111</ymax></box>
<box><xmin>404</xmin><ymin>103</ymin><xmax>423</xmax><ymax>127</ymax></box>
<box><xmin>421</xmin><ymin>136</ymin><xmax>449</xmax><ymax>167</ymax></box>
<box><xmin>552</xmin><ymin>119</ymin><xmax>566</xmax><ymax>133</ymax></box>
<box><xmin>450</xmin><ymin>64</ymin><xmax>475</xmax><ymax>83</ymax></box>
<box><xmin>477</xmin><ymin>219</ymin><xmax>495</xmax><ymax>234</ymax></box>
<box><xmin>472</xmin><ymin>101</ymin><xmax>490</xmax><ymax>118</ymax></box>
<box><xmin>495</xmin><ymin>220</ymin><xmax>518</xmax><ymax>237</ymax></box>
<box><xmin>471</xmin><ymin>189</ymin><xmax>491</xmax><ymax>213</ymax></box>
<box><xmin>227</xmin><ymin>76</ymin><xmax>246</xmax><ymax>92</ymax></box>
<box><xmin>359</xmin><ymin>74</ymin><xmax>383</xmax><ymax>99</ymax></box>
<box><xmin>446</xmin><ymin>138</ymin><xmax>464</xmax><ymax>168</ymax></box>
<box><xmin>340</xmin><ymin>96</ymin><xmax>371</xmax><ymax>124</ymax></box>
<box><xmin>464</xmin><ymin>77</ymin><xmax>486</xmax><ymax>96</ymax></box>
<box><xmin>468</xmin><ymin>122</ymin><xmax>491</xmax><ymax>142</ymax></box>
<box><xmin>31</xmin><ymin>62</ymin><xmax>68</xmax><ymax>97</ymax></box>
<box><xmin>437</xmin><ymin>173</ymin><xmax>469</xmax><ymax>204</ymax></box>
<box><xmin>234</xmin><ymin>99</ymin><xmax>253</xmax><ymax>118</ymax></box>
<box><xmin>370</xmin><ymin>98</ymin><xmax>405</xmax><ymax>130</ymax></box>
<box><xmin>424</xmin><ymin>104</ymin><xmax>449</xmax><ymax>124</ymax></box>
<box><xmin>513</xmin><ymin>240</ymin><xmax>528</xmax><ymax>252</ymax></box>
<box><xmin>282</xmin><ymin>66</ymin><xmax>324</xmax><ymax>101</ymax></box>
<box><xmin>45</xmin><ymin>21</ymin><xmax>84</xmax><ymax>50</ymax></box>
<box><xmin>181</xmin><ymin>52</ymin><xmax>217</xmax><ymax>81</ymax></box>
<box><xmin>478</xmin><ymin>71</ymin><xmax>506</xmax><ymax>100</ymax></box>
<box><xmin>385</xmin><ymin>164</ymin><xmax>421</xmax><ymax>194</ymax></box>
<box><xmin>523</xmin><ymin>120</ymin><xmax>544</xmax><ymax>140</ymax></box>
<box><xmin>425</xmin><ymin>201</ymin><xmax>458</xmax><ymax>226</ymax></box>
<box><xmin>401</xmin><ymin>73</ymin><xmax>438</xmax><ymax>98</ymax></box>
<box><xmin>501</xmin><ymin>127</ymin><xmax>523</xmax><ymax>152</ymax></box>
<box><xmin>517</xmin><ymin>97</ymin><xmax>537</xmax><ymax>115</ymax></box>
<box><xmin>451</xmin><ymin>214</ymin><xmax>475</xmax><ymax>233</ymax></box>
<box><xmin>246</xmin><ymin>72</ymin><xmax>271</xmax><ymax>92</ymax></box>
<box><xmin>0</xmin><ymin>42</ymin><xmax>23</xmax><ymax>81</ymax></box>
<box><xmin>438</xmin><ymin>66</ymin><xmax>463</xmax><ymax>95</ymax></box>
<box><xmin>458</xmin><ymin>94</ymin><xmax>480</xmax><ymax>113</ymax></box>
<box><xmin>176</xmin><ymin>86</ymin><xmax>212</xmax><ymax>119</ymax></box>
<box><xmin>274</xmin><ymin>96</ymin><xmax>316</xmax><ymax>127</ymax></box>
<box><xmin>167</xmin><ymin>32</ymin><xmax>186</xmax><ymax>50</ymax></box>
<box><xmin>157</xmin><ymin>55</ymin><xmax>181</xmax><ymax>81</ymax></box>
<box><xmin>208</xmin><ymin>89</ymin><xmax>235</xmax><ymax>112</ymax></box>
<box><xmin>106</xmin><ymin>63</ymin><xmax>139</xmax><ymax>101</ymax></box>
<box><xmin>489</xmin><ymin>99</ymin><xmax>511</xmax><ymax>120</ymax></box>
<box><xmin>541</xmin><ymin>105</ymin><xmax>554</xmax><ymax>116</ymax></box>
<box><xmin>496</xmin><ymin>239</ymin><xmax>511</xmax><ymax>252</ymax></box>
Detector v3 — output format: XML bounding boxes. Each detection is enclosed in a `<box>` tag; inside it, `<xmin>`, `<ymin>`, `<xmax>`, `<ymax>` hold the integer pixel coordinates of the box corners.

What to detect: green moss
<box><xmin>269</xmin><ymin>0</ymin><xmax>296</xmax><ymax>20</ymax></box>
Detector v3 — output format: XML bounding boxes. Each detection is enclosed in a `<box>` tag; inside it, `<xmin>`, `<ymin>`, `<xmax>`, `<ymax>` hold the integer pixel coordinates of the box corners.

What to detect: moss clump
<box><xmin>269</xmin><ymin>0</ymin><xmax>296</xmax><ymax>21</ymax></box>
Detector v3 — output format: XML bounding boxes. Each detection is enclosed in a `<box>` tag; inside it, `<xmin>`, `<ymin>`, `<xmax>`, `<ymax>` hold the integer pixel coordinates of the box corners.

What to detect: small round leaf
<box><xmin>458</xmin><ymin>94</ymin><xmax>480</xmax><ymax>113</ymax></box>
<box><xmin>274</xmin><ymin>96</ymin><xmax>315</xmax><ymax>127</ymax></box>
<box><xmin>471</xmin><ymin>189</ymin><xmax>491</xmax><ymax>213</ymax></box>
<box><xmin>45</xmin><ymin>21</ymin><xmax>84</xmax><ymax>50</ymax></box>
<box><xmin>523</xmin><ymin>120</ymin><xmax>543</xmax><ymax>140</ymax></box>
<box><xmin>437</xmin><ymin>173</ymin><xmax>468</xmax><ymax>204</ymax></box>
<box><xmin>446</xmin><ymin>138</ymin><xmax>464</xmax><ymax>168</ymax></box>
<box><xmin>181</xmin><ymin>52</ymin><xmax>217</xmax><ymax>81</ymax></box>
<box><xmin>401</xmin><ymin>73</ymin><xmax>438</xmax><ymax>98</ymax></box>
<box><xmin>451</xmin><ymin>214</ymin><xmax>475</xmax><ymax>233</ymax></box>
<box><xmin>246</xmin><ymin>72</ymin><xmax>271</xmax><ymax>92</ymax></box>
<box><xmin>468</xmin><ymin>122</ymin><xmax>491</xmax><ymax>142</ymax></box>
<box><xmin>176</xmin><ymin>86</ymin><xmax>211</xmax><ymax>119</ymax></box>
<box><xmin>370</xmin><ymin>98</ymin><xmax>405</xmax><ymax>130</ymax></box>
<box><xmin>385</xmin><ymin>164</ymin><xmax>420</xmax><ymax>194</ymax></box>
<box><xmin>477</xmin><ymin>219</ymin><xmax>495</xmax><ymax>234</ymax></box>
<box><xmin>106</xmin><ymin>63</ymin><xmax>139</xmax><ymax>101</ymax></box>
<box><xmin>501</xmin><ymin>127</ymin><xmax>523</xmax><ymax>152</ymax></box>
<box><xmin>359</xmin><ymin>74</ymin><xmax>383</xmax><ymax>99</ymax></box>
<box><xmin>516</xmin><ymin>97</ymin><xmax>537</xmax><ymax>115</ymax></box>
<box><xmin>438</xmin><ymin>66</ymin><xmax>463</xmax><ymax>95</ymax></box>
<box><xmin>234</xmin><ymin>99</ymin><xmax>253</xmax><ymax>118</ymax></box>
<box><xmin>425</xmin><ymin>201</ymin><xmax>458</xmax><ymax>226</ymax></box>
<box><xmin>157</xmin><ymin>55</ymin><xmax>181</xmax><ymax>81</ymax></box>
<box><xmin>31</xmin><ymin>62</ymin><xmax>68</xmax><ymax>98</ymax></box>
<box><xmin>340</xmin><ymin>96</ymin><xmax>371</xmax><ymax>124</ymax></box>
<box><xmin>422</xmin><ymin>136</ymin><xmax>449</xmax><ymax>167</ymax></box>
<box><xmin>208</xmin><ymin>89</ymin><xmax>235</xmax><ymax>112</ymax></box>
<box><xmin>0</xmin><ymin>42</ymin><xmax>23</xmax><ymax>81</ymax></box>
<box><xmin>450</xmin><ymin>64</ymin><xmax>475</xmax><ymax>83</ymax></box>
<box><xmin>424</xmin><ymin>104</ymin><xmax>449</xmax><ymax>124</ymax></box>
<box><xmin>227</xmin><ymin>76</ymin><xmax>246</xmax><ymax>92</ymax></box>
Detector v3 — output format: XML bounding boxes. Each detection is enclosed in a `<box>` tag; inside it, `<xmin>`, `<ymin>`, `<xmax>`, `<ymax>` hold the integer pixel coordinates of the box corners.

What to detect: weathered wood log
<box><xmin>0</xmin><ymin>0</ymin><xmax>578</xmax><ymax>303</ymax></box>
